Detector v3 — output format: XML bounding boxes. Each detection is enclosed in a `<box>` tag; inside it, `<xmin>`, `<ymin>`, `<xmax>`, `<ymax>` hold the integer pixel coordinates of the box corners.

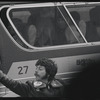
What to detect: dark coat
<box><xmin>0</xmin><ymin>73</ymin><xmax>64</xmax><ymax>97</ymax></box>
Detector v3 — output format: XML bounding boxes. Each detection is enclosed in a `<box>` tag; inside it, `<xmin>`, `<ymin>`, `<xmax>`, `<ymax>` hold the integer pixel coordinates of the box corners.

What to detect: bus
<box><xmin>0</xmin><ymin>2</ymin><xmax>100</xmax><ymax>97</ymax></box>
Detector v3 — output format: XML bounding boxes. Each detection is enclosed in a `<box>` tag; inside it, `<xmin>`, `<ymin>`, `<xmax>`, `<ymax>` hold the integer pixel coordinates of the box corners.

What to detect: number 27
<box><xmin>18</xmin><ymin>66</ymin><xmax>28</xmax><ymax>75</ymax></box>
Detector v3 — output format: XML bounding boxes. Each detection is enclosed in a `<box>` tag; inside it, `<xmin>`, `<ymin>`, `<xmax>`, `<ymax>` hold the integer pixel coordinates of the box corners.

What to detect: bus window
<box><xmin>67</xmin><ymin>4</ymin><xmax>100</xmax><ymax>43</ymax></box>
<box><xmin>57</xmin><ymin>6</ymin><xmax>86</xmax><ymax>44</ymax></box>
<box><xmin>8</xmin><ymin>4</ymin><xmax>85</xmax><ymax>48</ymax></box>
<box><xmin>0</xmin><ymin>7</ymin><xmax>28</xmax><ymax>48</ymax></box>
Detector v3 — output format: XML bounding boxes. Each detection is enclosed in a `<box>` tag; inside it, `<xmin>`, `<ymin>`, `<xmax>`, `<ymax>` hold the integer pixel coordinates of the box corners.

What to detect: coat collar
<box><xmin>33</xmin><ymin>79</ymin><xmax>63</xmax><ymax>89</ymax></box>
<box><xmin>34</xmin><ymin>81</ymin><xmax>46</xmax><ymax>88</ymax></box>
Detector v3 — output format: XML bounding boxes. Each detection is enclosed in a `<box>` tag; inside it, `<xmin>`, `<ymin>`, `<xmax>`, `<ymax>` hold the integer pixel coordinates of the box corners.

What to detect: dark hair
<box><xmin>90</xmin><ymin>6</ymin><xmax>100</xmax><ymax>27</ymax></box>
<box><xmin>70</xmin><ymin>11</ymin><xmax>80</xmax><ymax>24</ymax></box>
<box><xmin>35</xmin><ymin>58</ymin><xmax>58</xmax><ymax>82</ymax></box>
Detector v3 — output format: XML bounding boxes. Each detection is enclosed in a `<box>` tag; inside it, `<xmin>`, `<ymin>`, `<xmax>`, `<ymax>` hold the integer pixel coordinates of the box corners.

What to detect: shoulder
<box><xmin>28</xmin><ymin>25</ymin><xmax>36</xmax><ymax>32</ymax></box>
<box><xmin>51</xmin><ymin>79</ymin><xmax>64</xmax><ymax>88</ymax></box>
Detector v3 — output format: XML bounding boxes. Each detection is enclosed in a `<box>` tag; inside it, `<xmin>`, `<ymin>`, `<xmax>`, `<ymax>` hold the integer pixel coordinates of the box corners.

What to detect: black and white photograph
<box><xmin>0</xmin><ymin>1</ymin><xmax>100</xmax><ymax>99</ymax></box>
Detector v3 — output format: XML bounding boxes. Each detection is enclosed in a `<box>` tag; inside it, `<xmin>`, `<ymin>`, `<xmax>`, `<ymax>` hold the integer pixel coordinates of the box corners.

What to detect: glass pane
<box><xmin>67</xmin><ymin>4</ymin><xmax>100</xmax><ymax>42</ymax></box>
<box><xmin>56</xmin><ymin>6</ymin><xmax>85</xmax><ymax>44</ymax></box>
<box><xmin>9</xmin><ymin>5</ymin><xmax>85</xmax><ymax>47</ymax></box>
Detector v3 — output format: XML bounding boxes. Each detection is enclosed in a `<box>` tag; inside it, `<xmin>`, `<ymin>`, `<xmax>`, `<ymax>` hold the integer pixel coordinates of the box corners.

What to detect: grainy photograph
<box><xmin>0</xmin><ymin>1</ymin><xmax>100</xmax><ymax>99</ymax></box>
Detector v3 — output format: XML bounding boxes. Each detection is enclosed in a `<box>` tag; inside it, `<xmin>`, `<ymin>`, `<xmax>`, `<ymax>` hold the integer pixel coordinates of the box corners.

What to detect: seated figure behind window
<box><xmin>65</xmin><ymin>11</ymin><xmax>86</xmax><ymax>44</ymax></box>
<box><xmin>27</xmin><ymin>15</ymin><xmax>37</xmax><ymax>46</ymax></box>
<box><xmin>55</xmin><ymin>14</ymin><xmax>68</xmax><ymax>45</ymax></box>
<box><xmin>7</xmin><ymin>18</ymin><xmax>26</xmax><ymax>47</ymax></box>
<box><xmin>86</xmin><ymin>6</ymin><xmax>100</xmax><ymax>42</ymax></box>
<box><xmin>34</xmin><ymin>8</ymin><xmax>55</xmax><ymax>47</ymax></box>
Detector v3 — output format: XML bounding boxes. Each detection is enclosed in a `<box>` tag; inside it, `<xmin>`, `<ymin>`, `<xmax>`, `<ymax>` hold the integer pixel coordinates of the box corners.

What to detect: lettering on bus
<box><xmin>18</xmin><ymin>66</ymin><xmax>28</xmax><ymax>75</ymax></box>
<box><xmin>76</xmin><ymin>59</ymin><xmax>96</xmax><ymax>66</ymax></box>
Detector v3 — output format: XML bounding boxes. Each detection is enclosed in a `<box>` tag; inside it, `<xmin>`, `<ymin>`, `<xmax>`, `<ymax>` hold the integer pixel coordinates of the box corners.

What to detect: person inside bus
<box><xmin>85</xmin><ymin>6</ymin><xmax>100</xmax><ymax>42</ymax></box>
<box><xmin>26</xmin><ymin>15</ymin><xmax>37</xmax><ymax>46</ymax></box>
<box><xmin>7</xmin><ymin>18</ymin><xmax>27</xmax><ymax>48</ymax></box>
<box><xmin>34</xmin><ymin>8</ymin><xmax>55</xmax><ymax>47</ymax></box>
<box><xmin>0</xmin><ymin>58</ymin><xmax>65</xmax><ymax>97</ymax></box>
<box><xmin>55</xmin><ymin>13</ymin><xmax>68</xmax><ymax>45</ymax></box>
<box><xmin>65</xmin><ymin>11</ymin><xmax>86</xmax><ymax>44</ymax></box>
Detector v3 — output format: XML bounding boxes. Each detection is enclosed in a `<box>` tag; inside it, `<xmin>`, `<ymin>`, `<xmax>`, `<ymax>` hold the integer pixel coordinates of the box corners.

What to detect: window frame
<box><xmin>6</xmin><ymin>2</ymin><xmax>92</xmax><ymax>50</ymax></box>
<box><xmin>64</xmin><ymin>2</ymin><xmax>100</xmax><ymax>45</ymax></box>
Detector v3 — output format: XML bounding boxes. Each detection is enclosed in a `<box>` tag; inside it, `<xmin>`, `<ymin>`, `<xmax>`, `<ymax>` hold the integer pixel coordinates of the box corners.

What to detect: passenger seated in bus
<box><xmin>7</xmin><ymin>18</ymin><xmax>26</xmax><ymax>48</ymax></box>
<box><xmin>65</xmin><ymin>11</ymin><xmax>86</xmax><ymax>44</ymax></box>
<box><xmin>34</xmin><ymin>8</ymin><xmax>55</xmax><ymax>47</ymax></box>
<box><xmin>26</xmin><ymin>15</ymin><xmax>37</xmax><ymax>46</ymax></box>
<box><xmin>0</xmin><ymin>58</ymin><xmax>65</xmax><ymax>97</ymax></box>
<box><xmin>12</xmin><ymin>18</ymin><xmax>29</xmax><ymax>44</ymax></box>
<box><xmin>86</xmin><ymin>6</ymin><xmax>100</xmax><ymax>42</ymax></box>
<box><xmin>55</xmin><ymin>13</ymin><xmax>68</xmax><ymax>45</ymax></box>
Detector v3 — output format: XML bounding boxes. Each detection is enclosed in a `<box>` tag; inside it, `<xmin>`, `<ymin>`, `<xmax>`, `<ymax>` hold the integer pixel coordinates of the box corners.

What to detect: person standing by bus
<box><xmin>0</xmin><ymin>58</ymin><xmax>64</xmax><ymax>97</ymax></box>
